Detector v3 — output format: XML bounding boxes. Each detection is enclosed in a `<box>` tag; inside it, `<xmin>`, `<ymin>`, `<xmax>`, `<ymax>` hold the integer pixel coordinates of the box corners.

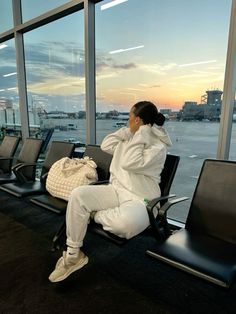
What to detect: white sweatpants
<box><xmin>66</xmin><ymin>184</ymin><xmax>150</xmax><ymax>248</ymax></box>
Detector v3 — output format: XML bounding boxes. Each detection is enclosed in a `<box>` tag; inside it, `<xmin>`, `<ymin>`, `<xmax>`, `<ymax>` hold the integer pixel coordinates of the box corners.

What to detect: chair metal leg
<box><xmin>51</xmin><ymin>220</ymin><xmax>66</xmax><ymax>251</ymax></box>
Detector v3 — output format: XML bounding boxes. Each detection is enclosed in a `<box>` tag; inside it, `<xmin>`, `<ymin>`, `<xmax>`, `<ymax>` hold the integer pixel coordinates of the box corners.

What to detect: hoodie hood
<box><xmin>151</xmin><ymin>124</ymin><xmax>172</xmax><ymax>147</ymax></box>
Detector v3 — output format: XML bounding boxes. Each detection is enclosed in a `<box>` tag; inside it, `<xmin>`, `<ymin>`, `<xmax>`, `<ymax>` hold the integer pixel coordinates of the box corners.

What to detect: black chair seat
<box><xmin>147</xmin><ymin>228</ymin><xmax>236</xmax><ymax>287</ymax></box>
<box><xmin>0</xmin><ymin>181</ymin><xmax>45</xmax><ymax>198</ymax></box>
<box><xmin>0</xmin><ymin>141</ymin><xmax>75</xmax><ymax>198</ymax></box>
<box><xmin>0</xmin><ymin>135</ymin><xmax>20</xmax><ymax>174</ymax></box>
<box><xmin>30</xmin><ymin>145</ymin><xmax>112</xmax><ymax>214</ymax></box>
<box><xmin>31</xmin><ymin>149</ymin><xmax>180</xmax><ymax>249</ymax></box>
<box><xmin>31</xmin><ymin>194</ymin><xmax>67</xmax><ymax>215</ymax></box>
<box><xmin>0</xmin><ymin>138</ymin><xmax>43</xmax><ymax>185</ymax></box>
<box><xmin>147</xmin><ymin>159</ymin><xmax>236</xmax><ymax>288</ymax></box>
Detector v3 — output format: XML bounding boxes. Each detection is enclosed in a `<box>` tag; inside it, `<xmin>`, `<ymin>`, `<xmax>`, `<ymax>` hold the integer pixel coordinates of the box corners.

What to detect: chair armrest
<box><xmin>146</xmin><ymin>195</ymin><xmax>188</xmax><ymax>240</ymax></box>
<box><xmin>159</xmin><ymin>197</ymin><xmax>189</xmax><ymax>217</ymax></box>
<box><xmin>13</xmin><ymin>162</ymin><xmax>36</xmax><ymax>172</ymax></box>
<box><xmin>146</xmin><ymin>194</ymin><xmax>176</xmax><ymax>214</ymax></box>
<box><xmin>89</xmin><ymin>180</ymin><xmax>109</xmax><ymax>185</ymax></box>
<box><xmin>146</xmin><ymin>194</ymin><xmax>176</xmax><ymax>240</ymax></box>
<box><xmin>0</xmin><ymin>157</ymin><xmax>14</xmax><ymax>173</ymax></box>
<box><xmin>12</xmin><ymin>162</ymin><xmax>37</xmax><ymax>183</ymax></box>
<box><xmin>41</xmin><ymin>172</ymin><xmax>48</xmax><ymax>180</ymax></box>
<box><xmin>11</xmin><ymin>162</ymin><xmax>23</xmax><ymax>171</ymax></box>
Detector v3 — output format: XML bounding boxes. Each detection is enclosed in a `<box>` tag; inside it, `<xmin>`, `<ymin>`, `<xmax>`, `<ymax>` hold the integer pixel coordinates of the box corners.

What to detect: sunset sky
<box><xmin>0</xmin><ymin>0</ymin><xmax>232</xmax><ymax>112</ymax></box>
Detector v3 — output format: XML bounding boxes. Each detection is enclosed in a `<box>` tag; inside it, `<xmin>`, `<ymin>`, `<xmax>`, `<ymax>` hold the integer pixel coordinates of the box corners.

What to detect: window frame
<box><xmin>0</xmin><ymin>0</ymin><xmax>235</xmax><ymax>157</ymax></box>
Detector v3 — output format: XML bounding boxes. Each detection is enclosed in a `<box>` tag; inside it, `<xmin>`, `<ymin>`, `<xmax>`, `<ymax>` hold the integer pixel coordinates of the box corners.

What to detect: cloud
<box><xmin>23</xmin><ymin>42</ymin><xmax>137</xmax><ymax>88</ymax></box>
<box><xmin>0</xmin><ymin>46</ymin><xmax>16</xmax><ymax>64</ymax></box>
<box><xmin>113</xmin><ymin>62</ymin><xmax>136</xmax><ymax>70</ymax></box>
<box><xmin>150</xmin><ymin>84</ymin><xmax>161</xmax><ymax>88</ymax></box>
<box><xmin>24</xmin><ymin>42</ymin><xmax>85</xmax><ymax>83</ymax></box>
<box><xmin>125</xmin><ymin>88</ymin><xmax>145</xmax><ymax>93</ymax></box>
<box><xmin>0</xmin><ymin>46</ymin><xmax>18</xmax><ymax>90</ymax></box>
<box><xmin>96</xmin><ymin>60</ymin><xmax>137</xmax><ymax>72</ymax></box>
<box><xmin>140</xmin><ymin>62</ymin><xmax>177</xmax><ymax>75</ymax></box>
<box><xmin>0</xmin><ymin>66</ymin><xmax>17</xmax><ymax>89</ymax></box>
<box><xmin>96</xmin><ymin>61</ymin><xmax>110</xmax><ymax>72</ymax></box>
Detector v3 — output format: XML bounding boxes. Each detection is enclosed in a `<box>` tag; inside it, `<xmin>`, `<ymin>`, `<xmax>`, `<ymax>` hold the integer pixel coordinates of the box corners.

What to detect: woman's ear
<box><xmin>135</xmin><ymin>116</ymin><xmax>143</xmax><ymax>125</ymax></box>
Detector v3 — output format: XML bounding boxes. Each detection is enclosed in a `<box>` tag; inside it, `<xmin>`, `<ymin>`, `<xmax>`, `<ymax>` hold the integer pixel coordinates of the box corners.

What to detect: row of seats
<box><xmin>0</xmin><ymin>135</ymin><xmax>180</xmax><ymax>246</ymax></box>
<box><xmin>0</xmin><ymin>136</ymin><xmax>44</xmax><ymax>183</ymax></box>
<box><xmin>0</xmin><ymin>135</ymin><xmax>235</xmax><ymax>288</ymax></box>
<box><xmin>0</xmin><ymin>135</ymin><xmax>21</xmax><ymax>174</ymax></box>
<box><xmin>0</xmin><ymin>129</ymin><xmax>54</xmax><ymax>182</ymax></box>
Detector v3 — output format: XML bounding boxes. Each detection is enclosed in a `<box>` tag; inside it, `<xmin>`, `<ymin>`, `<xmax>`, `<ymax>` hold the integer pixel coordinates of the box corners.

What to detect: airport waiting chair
<box><xmin>39</xmin><ymin>128</ymin><xmax>54</xmax><ymax>154</ymax></box>
<box><xmin>0</xmin><ymin>135</ymin><xmax>20</xmax><ymax>174</ymax></box>
<box><xmin>29</xmin><ymin>145</ymin><xmax>113</xmax><ymax>250</ymax></box>
<box><xmin>30</xmin><ymin>144</ymin><xmax>112</xmax><ymax>214</ymax></box>
<box><xmin>49</xmin><ymin>152</ymin><xmax>180</xmax><ymax>250</ymax></box>
<box><xmin>146</xmin><ymin>159</ymin><xmax>236</xmax><ymax>288</ymax></box>
<box><xmin>89</xmin><ymin>153</ymin><xmax>180</xmax><ymax>245</ymax></box>
<box><xmin>0</xmin><ymin>141</ymin><xmax>75</xmax><ymax>198</ymax></box>
<box><xmin>0</xmin><ymin>138</ymin><xmax>43</xmax><ymax>185</ymax></box>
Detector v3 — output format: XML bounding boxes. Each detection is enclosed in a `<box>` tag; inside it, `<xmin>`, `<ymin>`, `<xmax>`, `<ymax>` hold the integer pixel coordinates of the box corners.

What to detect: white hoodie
<box><xmin>101</xmin><ymin>124</ymin><xmax>172</xmax><ymax>202</ymax></box>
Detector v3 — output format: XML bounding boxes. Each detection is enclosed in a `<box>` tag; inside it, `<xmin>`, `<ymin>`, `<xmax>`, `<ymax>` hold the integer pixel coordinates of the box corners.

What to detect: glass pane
<box><xmin>21</xmin><ymin>0</ymin><xmax>73</xmax><ymax>22</ymax></box>
<box><xmin>95</xmin><ymin>0</ymin><xmax>231</xmax><ymax>222</ymax></box>
<box><xmin>0</xmin><ymin>39</ymin><xmax>20</xmax><ymax>139</ymax></box>
<box><xmin>0</xmin><ymin>0</ymin><xmax>13</xmax><ymax>33</ymax></box>
<box><xmin>23</xmin><ymin>11</ymin><xmax>85</xmax><ymax>148</ymax></box>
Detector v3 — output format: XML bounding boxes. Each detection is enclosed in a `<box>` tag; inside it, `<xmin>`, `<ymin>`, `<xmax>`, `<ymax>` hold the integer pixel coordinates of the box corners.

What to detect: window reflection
<box><xmin>21</xmin><ymin>0</ymin><xmax>72</xmax><ymax>22</ymax></box>
<box><xmin>95</xmin><ymin>0</ymin><xmax>231</xmax><ymax>222</ymax></box>
<box><xmin>23</xmin><ymin>11</ymin><xmax>85</xmax><ymax>144</ymax></box>
<box><xmin>0</xmin><ymin>0</ymin><xmax>13</xmax><ymax>33</ymax></box>
<box><xmin>0</xmin><ymin>40</ymin><xmax>20</xmax><ymax>139</ymax></box>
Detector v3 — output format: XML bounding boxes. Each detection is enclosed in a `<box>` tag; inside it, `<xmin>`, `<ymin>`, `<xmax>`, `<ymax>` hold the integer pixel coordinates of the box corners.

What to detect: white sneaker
<box><xmin>49</xmin><ymin>251</ymin><xmax>89</xmax><ymax>282</ymax></box>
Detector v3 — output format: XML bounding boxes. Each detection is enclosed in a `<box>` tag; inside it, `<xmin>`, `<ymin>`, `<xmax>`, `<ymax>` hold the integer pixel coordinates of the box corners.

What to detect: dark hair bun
<box><xmin>156</xmin><ymin>112</ymin><xmax>165</xmax><ymax>126</ymax></box>
<box><xmin>132</xmin><ymin>101</ymin><xmax>165</xmax><ymax>126</ymax></box>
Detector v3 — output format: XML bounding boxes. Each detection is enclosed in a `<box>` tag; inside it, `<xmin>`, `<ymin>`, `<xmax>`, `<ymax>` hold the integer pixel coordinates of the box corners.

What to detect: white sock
<box><xmin>66</xmin><ymin>246</ymin><xmax>79</xmax><ymax>258</ymax></box>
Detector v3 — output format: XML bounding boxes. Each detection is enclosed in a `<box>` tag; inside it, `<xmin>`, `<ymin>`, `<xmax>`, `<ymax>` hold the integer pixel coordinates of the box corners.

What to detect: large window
<box><xmin>0</xmin><ymin>0</ymin><xmax>235</xmax><ymax>224</ymax></box>
<box><xmin>95</xmin><ymin>0</ymin><xmax>231</xmax><ymax>222</ymax></box>
<box><xmin>21</xmin><ymin>0</ymin><xmax>73</xmax><ymax>22</ymax></box>
<box><xmin>23</xmin><ymin>11</ymin><xmax>85</xmax><ymax>144</ymax></box>
<box><xmin>0</xmin><ymin>39</ymin><xmax>20</xmax><ymax>139</ymax></box>
<box><xmin>0</xmin><ymin>0</ymin><xmax>13</xmax><ymax>33</ymax></box>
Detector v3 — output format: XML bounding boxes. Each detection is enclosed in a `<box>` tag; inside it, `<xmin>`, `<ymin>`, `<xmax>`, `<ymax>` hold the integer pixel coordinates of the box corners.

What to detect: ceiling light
<box><xmin>178</xmin><ymin>60</ymin><xmax>217</xmax><ymax>67</ymax></box>
<box><xmin>0</xmin><ymin>44</ymin><xmax>7</xmax><ymax>50</ymax></box>
<box><xmin>109</xmin><ymin>45</ymin><xmax>144</xmax><ymax>54</ymax></box>
<box><xmin>3</xmin><ymin>72</ymin><xmax>17</xmax><ymax>77</ymax></box>
<box><xmin>101</xmin><ymin>0</ymin><xmax>128</xmax><ymax>11</ymax></box>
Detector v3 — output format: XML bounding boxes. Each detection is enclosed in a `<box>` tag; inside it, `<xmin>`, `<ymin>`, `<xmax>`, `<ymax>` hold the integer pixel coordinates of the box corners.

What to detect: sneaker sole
<box><xmin>49</xmin><ymin>256</ymin><xmax>89</xmax><ymax>283</ymax></box>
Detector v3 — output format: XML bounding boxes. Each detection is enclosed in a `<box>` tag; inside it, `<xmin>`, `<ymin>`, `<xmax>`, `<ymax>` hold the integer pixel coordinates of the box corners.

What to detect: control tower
<box><xmin>206</xmin><ymin>89</ymin><xmax>223</xmax><ymax>105</ymax></box>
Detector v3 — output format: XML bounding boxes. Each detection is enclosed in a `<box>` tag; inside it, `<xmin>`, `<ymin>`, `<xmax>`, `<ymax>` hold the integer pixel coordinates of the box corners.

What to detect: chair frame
<box><xmin>0</xmin><ymin>135</ymin><xmax>21</xmax><ymax>174</ymax></box>
<box><xmin>0</xmin><ymin>141</ymin><xmax>75</xmax><ymax>198</ymax></box>
<box><xmin>0</xmin><ymin>138</ymin><xmax>43</xmax><ymax>185</ymax></box>
<box><xmin>50</xmin><ymin>153</ymin><xmax>180</xmax><ymax>250</ymax></box>
<box><xmin>146</xmin><ymin>159</ymin><xmax>236</xmax><ymax>288</ymax></box>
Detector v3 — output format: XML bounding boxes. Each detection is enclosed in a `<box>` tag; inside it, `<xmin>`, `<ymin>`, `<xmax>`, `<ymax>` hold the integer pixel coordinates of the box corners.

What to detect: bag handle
<box><xmin>61</xmin><ymin>157</ymin><xmax>97</xmax><ymax>173</ymax></box>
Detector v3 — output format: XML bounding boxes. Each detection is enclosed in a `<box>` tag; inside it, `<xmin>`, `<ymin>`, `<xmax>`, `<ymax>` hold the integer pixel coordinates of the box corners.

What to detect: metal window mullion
<box><xmin>84</xmin><ymin>0</ymin><xmax>96</xmax><ymax>144</ymax></box>
<box><xmin>217</xmin><ymin>0</ymin><xmax>236</xmax><ymax>159</ymax></box>
<box><xmin>12</xmin><ymin>0</ymin><xmax>29</xmax><ymax>139</ymax></box>
<box><xmin>14</xmin><ymin>0</ymin><xmax>84</xmax><ymax>34</ymax></box>
<box><xmin>15</xmin><ymin>32</ymin><xmax>29</xmax><ymax>139</ymax></box>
